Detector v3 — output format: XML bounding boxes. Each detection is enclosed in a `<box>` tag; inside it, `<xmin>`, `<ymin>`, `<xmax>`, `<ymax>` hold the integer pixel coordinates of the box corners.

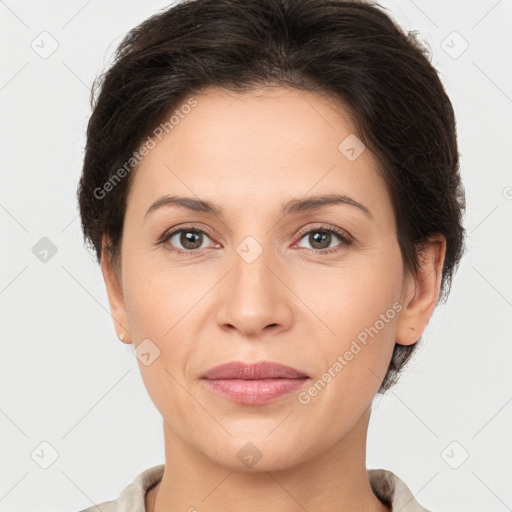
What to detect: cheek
<box><xmin>293</xmin><ymin>248</ymin><xmax>403</xmax><ymax>401</ymax></box>
<box><xmin>121</xmin><ymin>263</ymin><xmax>199</xmax><ymax>419</ymax></box>
<box><xmin>122</xmin><ymin>248</ymin><xmax>203</xmax><ymax>340</ymax></box>
<box><xmin>295</xmin><ymin>281</ymin><xmax>400</xmax><ymax>434</ymax></box>
<box><xmin>293</xmin><ymin>245</ymin><xmax>404</xmax><ymax>341</ymax></box>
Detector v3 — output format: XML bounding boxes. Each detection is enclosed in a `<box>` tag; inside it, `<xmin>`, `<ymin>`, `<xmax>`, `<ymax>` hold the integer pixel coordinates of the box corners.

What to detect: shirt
<box><xmin>77</xmin><ymin>464</ymin><xmax>432</xmax><ymax>512</ymax></box>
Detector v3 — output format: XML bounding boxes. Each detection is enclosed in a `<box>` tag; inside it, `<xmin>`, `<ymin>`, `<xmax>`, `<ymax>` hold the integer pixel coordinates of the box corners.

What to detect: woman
<box><xmin>76</xmin><ymin>0</ymin><xmax>465</xmax><ymax>510</ymax></box>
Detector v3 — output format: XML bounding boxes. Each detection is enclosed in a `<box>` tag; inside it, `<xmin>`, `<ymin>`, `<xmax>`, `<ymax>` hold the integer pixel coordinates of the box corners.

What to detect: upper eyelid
<box><xmin>163</xmin><ymin>224</ymin><xmax>216</xmax><ymax>241</ymax></box>
<box><xmin>296</xmin><ymin>224</ymin><xmax>351</xmax><ymax>240</ymax></box>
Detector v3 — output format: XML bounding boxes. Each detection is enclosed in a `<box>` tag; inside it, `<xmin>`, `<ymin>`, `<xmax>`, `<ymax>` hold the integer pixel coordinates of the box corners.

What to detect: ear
<box><xmin>100</xmin><ymin>235</ymin><xmax>132</xmax><ymax>345</ymax></box>
<box><xmin>395</xmin><ymin>234</ymin><xmax>447</xmax><ymax>346</ymax></box>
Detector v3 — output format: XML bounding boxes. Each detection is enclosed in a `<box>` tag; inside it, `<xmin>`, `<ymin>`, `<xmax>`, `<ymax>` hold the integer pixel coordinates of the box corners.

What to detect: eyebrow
<box><xmin>144</xmin><ymin>193</ymin><xmax>372</xmax><ymax>219</ymax></box>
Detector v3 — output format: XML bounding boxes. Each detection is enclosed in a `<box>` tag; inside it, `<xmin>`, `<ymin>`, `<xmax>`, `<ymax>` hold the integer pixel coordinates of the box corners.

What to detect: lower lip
<box><xmin>202</xmin><ymin>378</ymin><xmax>309</xmax><ymax>405</ymax></box>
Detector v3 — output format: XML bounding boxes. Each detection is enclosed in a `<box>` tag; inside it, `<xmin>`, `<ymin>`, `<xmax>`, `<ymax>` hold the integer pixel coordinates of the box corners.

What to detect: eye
<box><xmin>295</xmin><ymin>225</ymin><xmax>352</xmax><ymax>254</ymax></box>
<box><xmin>161</xmin><ymin>227</ymin><xmax>215</xmax><ymax>252</ymax></box>
<box><xmin>158</xmin><ymin>223</ymin><xmax>352</xmax><ymax>255</ymax></box>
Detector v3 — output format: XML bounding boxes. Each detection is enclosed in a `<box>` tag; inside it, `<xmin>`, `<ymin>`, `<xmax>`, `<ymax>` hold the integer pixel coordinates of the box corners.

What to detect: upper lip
<box><xmin>202</xmin><ymin>361</ymin><xmax>309</xmax><ymax>380</ymax></box>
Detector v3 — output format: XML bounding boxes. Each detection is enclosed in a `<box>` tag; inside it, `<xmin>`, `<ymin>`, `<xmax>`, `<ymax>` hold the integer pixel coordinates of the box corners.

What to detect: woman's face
<box><xmin>105</xmin><ymin>86</ymin><xmax>421</xmax><ymax>470</ymax></box>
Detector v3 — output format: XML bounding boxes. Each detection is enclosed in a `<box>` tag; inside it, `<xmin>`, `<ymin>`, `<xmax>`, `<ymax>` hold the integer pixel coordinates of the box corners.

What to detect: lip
<box><xmin>201</xmin><ymin>361</ymin><xmax>310</xmax><ymax>405</ymax></box>
<box><xmin>202</xmin><ymin>361</ymin><xmax>309</xmax><ymax>380</ymax></box>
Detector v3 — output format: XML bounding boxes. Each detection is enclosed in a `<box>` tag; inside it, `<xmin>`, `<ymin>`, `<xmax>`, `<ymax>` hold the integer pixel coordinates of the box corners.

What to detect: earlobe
<box><xmin>100</xmin><ymin>236</ymin><xmax>132</xmax><ymax>344</ymax></box>
<box><xmin>395</xmin><ymin>235</ymin><xmax>447</xmax><ymax>346</ymax></box>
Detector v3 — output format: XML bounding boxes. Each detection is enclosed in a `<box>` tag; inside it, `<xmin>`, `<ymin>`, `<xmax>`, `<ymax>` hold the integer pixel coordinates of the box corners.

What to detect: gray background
<box><xmin>0</xmin><ymin>1</ymin><xmax>511</xmax><ymax>511</ymax></box>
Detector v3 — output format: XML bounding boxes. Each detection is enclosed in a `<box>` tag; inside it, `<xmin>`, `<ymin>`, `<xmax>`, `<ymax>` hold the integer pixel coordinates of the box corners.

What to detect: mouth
<box><xmin>201</xmin><ymin>361</ymin><xmax>310</xmax><ymax>405</ymax></box>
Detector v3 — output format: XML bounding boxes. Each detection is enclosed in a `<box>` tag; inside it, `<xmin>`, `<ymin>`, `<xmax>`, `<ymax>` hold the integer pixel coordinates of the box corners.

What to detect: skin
<box><xmin>101</xmin><ymin>86</ymin><xmax>446</xmax><ymax>512</ymax></box>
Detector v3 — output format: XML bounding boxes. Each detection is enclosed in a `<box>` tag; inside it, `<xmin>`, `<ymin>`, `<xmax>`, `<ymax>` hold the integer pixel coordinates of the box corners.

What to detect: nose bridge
<box><xmin>215</xmin><ymin>234</ymin><xmax>292</xmax><ymax>335</ymax></box>
<box><xmin>234</xmin><ymin>236</ymin><xmax>274</xmax><ymax>296</ymax></box>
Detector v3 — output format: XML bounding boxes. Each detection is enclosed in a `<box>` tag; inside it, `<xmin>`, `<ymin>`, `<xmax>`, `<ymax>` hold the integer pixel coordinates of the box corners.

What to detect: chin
<box><xmin>197</xmin><ymin>435</ymin><xmax>313</xmax><ymax>473</ymax></box>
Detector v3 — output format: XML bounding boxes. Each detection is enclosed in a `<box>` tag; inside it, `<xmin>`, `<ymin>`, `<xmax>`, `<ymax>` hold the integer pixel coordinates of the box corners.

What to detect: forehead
<box><xmin>127</xmin><ymin>86</ymin><xmax>390</xmax><ymax>221</ymax></box>
<box><xmin>156</xmin><ymin>85</ymin><xmax>359</xmax><ymax>159</ymax></box>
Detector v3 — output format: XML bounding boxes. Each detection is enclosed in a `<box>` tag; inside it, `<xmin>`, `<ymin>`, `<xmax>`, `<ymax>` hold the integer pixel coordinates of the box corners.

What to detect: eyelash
<box><xmin>158</xmin><ymin>223</ymin><xmax>353</xmax><ymax>256</ymax></box>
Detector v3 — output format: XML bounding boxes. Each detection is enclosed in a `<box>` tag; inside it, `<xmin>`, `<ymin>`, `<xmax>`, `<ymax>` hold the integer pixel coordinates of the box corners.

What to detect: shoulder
<box><xmin>74</xmin><ymin>500</ymin><xmax>117</xmax><ymax>512</ymax></box>
<box><xmin>368</xmin><ymin>468</ymin><xmax>435</xmax><ymax>512</ymax></box>
<box><xmin>72</xmin><ymin>464</ymin><xmax>164</xmax><ymax>512</ymax></box>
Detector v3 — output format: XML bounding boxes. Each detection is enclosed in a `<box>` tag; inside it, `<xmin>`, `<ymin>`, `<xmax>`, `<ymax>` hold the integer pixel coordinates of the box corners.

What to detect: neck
<box><xmin>147</xmin><ymin>406</ymin><xmax>389</xmax><ymax>512</ymax></box>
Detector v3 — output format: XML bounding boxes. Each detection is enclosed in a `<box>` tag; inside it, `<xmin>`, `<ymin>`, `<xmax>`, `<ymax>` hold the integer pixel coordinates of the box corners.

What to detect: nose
<box><xmin>215</xmin><ymin>244</ymin><xmax>294</xmax><ymax>338</ymax></box>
